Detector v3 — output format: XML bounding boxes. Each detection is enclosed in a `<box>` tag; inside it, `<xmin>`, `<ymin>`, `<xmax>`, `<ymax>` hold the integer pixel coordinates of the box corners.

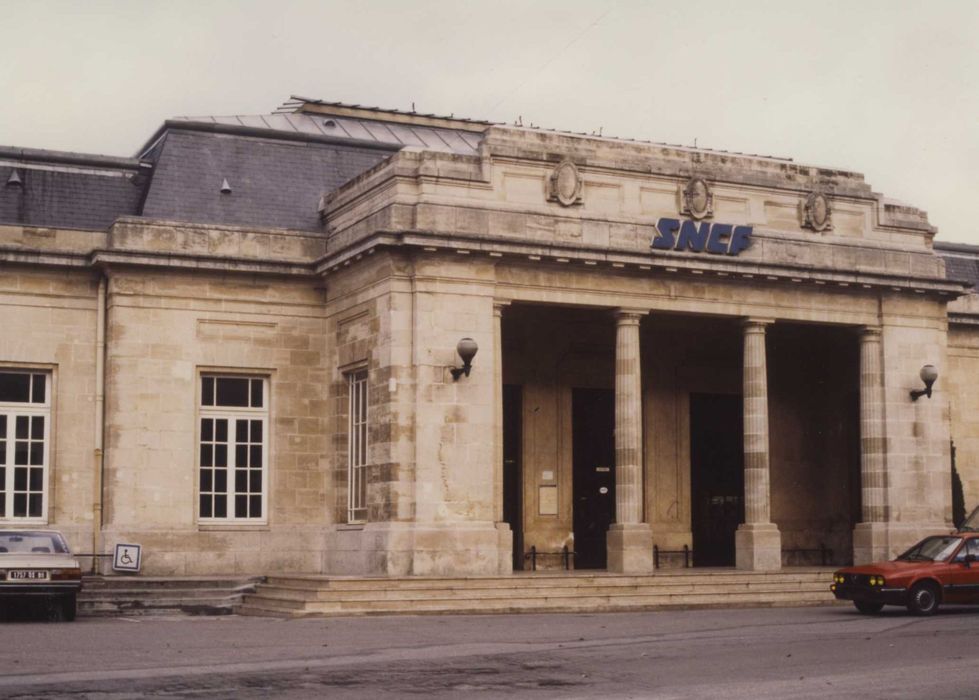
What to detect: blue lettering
<box><xmin>729</xmin><ymin>226</ymin><xmax>753</xmax><ymax>256</ymax></box>
<box><xmin>706</xmin><ymin>223</ymin><xmax>732</xmax><ymax>255</ymax></box>
<box><xmin>652</xmin><ymin>218</ymin><xmax>680</xmax><ymax>250</ymax></box>
<box><xmin>677</xmin><ymin>220</ymin><xmax>709</xmax><ymax>252</ymax></box>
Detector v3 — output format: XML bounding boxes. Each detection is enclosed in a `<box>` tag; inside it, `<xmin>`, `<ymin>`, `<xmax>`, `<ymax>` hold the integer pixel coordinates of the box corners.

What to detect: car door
<box><xmin>944</xmin><ymin>538</ymin><xmax>979</xmax><ymax>604</ymax></box>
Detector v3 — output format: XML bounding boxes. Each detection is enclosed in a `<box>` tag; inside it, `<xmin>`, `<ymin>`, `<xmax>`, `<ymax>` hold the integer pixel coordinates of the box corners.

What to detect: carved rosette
<box><xmin>680</xmin><ymin>176</ymin><xmax>713</xmax><ymax>220</ymax></box>
<box><xmin>802</xmin><ymin>191</ymin><xmax>833</xmax><ymax>232</ymax></box>
<box><xmin>547</xmin><ymin>160</ymin><xmax>583</xmax><ymax>207</ymax></box>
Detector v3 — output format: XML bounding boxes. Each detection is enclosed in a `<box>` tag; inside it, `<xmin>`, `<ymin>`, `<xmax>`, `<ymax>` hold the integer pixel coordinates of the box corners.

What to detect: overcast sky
<box><xmin>1</xmin><ymin>0</ymin><xmax>976</xmax><ymax>244</ymax></box>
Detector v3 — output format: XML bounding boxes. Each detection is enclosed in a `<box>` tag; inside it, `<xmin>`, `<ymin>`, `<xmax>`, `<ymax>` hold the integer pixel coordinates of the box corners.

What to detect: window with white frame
<box><xmin>199</xmin><ymin>375</ymin><xmax>268</xmax><ymax>522</ymax></box>
<box><xmin>347</xmin><ymin>369</ymin><xmax>368</xmax><ymax>523</ymax></box>
<box><xmin>0</xmin><ymin>371</ymin><xmax>50</xmax><ymax>521</ymax></box>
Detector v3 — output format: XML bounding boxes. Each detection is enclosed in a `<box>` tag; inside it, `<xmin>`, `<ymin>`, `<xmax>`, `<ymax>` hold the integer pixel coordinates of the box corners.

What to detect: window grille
<box><xmin>347</xmin><ymin>370</ymin><xmax>368</xmax><ymax>523</ymax></box>
<box><xmin>199</xmin><ymin>375</ymin><xmax>268</xmax><ymax>522</ymax></box>
<box><xmin>0</xmin><ymin>371</ymin><xmax>50</xmax><ymax>521</ymax></box>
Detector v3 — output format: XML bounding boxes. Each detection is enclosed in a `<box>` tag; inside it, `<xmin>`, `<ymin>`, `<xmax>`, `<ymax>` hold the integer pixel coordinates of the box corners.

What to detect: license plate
<box><xmin>8</xmin><ymin>570</ymin><xmax>49</xmax><ymax>581</ymax></box>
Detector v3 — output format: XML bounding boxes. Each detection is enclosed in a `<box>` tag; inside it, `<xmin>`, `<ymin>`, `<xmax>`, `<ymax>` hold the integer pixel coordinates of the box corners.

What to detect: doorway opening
<box><xmin>690</xmin><ymin>393</ymin><xmax>744</xmax><ymax>567</ymax></box>
<box><xmin>502</xmin><ymin>384</ymin><xmax>523</xmax><ymax>570</ymax></box>
<box><xmin>572</xmin><ymin>388</ymin><xmax>615</xmax><ymax>569</ymax></box>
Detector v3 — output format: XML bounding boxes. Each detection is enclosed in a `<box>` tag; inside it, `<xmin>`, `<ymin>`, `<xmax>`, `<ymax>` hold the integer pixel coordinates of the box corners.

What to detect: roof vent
<box><xmin>5</xmin><ymin>170</ymin><xmax>23</xmax><ymax>188</ymax></box>
<box><xmin>220</xmin><ymin>178</ymin><xmax>232</xmax><ymax>194</ymax></box>
<box><xmin>323</xmin><ymin>119</ymin><xmax>336</xmax><ymax>128</ymax></box>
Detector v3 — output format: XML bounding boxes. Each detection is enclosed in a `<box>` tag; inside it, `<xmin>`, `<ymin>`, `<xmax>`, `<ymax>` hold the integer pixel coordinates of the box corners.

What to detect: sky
<box><xmin>1</xmin><ymin>0</ymin><xmax>976</xmax><ymax>244</ymax></box>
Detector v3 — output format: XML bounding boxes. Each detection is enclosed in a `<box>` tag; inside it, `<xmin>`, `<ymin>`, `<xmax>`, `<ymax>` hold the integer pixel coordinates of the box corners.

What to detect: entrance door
<box><xmin>503</xmin><ymin>384</ymin><xmax>523</xmax><ymax>570</ymax></box>
<box><xmin>690</xmin><ymin>393</ymin><xmax>744</xmax><ymax>567</ymax></box>
<box><xmin>573</xmin><ymin>388</ymin><xmax>616</xmax><ymax>570</ymax></box>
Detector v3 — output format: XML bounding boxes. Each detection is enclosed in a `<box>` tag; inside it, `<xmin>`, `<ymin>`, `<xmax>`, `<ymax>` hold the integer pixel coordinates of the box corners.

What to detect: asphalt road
<box><xmin>1</xmin><ymin>604</ymin><xmax>977</xmax><ymax>699</ymax></box>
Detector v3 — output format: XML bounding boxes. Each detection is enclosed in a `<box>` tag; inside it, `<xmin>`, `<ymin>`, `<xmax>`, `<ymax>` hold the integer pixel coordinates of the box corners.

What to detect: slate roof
<box><xmin>0</xmin><ymin>147</ymin><xmax>145</xmax><ymax>231</ymax></box>
<box><xmin>935</xmin><ymin>242</ymin><xmax>979</xmax><ymax>289</ymax></box>
<box><xmin>139</xmin><ymin>129</ymin><xmax>391</xmax><ymax>231</ymax></box>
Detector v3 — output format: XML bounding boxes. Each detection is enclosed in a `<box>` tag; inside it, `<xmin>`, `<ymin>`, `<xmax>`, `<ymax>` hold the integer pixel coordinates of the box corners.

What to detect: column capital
<box><xmin>614</xmin><ymin>308</ymin><xmax>647</xmax><ymax>325</ymax></box>
<box><xmin>742</xmin><ymin>317</ymin><xmax>775</xmax><ymax>331</ymax></box>
<box><xmin>492</xmin><ymin>300</ymin><xmax>511</xmax><ymax>317</ymax></box>
<box><xmin>859</xmin><ymin>325</ymin><xmax>882</xmax><ymax>340</ymax></box>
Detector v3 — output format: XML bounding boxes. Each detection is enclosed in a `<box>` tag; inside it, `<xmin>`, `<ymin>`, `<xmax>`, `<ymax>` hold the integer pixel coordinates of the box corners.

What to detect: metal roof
<box><xmin>169</xmin><ymin>112</ymin><xmax>482</xmax><ymax>156</ymax></box>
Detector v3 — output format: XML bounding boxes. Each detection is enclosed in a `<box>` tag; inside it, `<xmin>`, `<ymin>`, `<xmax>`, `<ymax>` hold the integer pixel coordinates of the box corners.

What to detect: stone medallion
<box><xmin>680</xmin><ymin>177</ymin><xmax>713</xmax><ymax>220</ymax></box>
<box><xmin>547</xmin><ymin>160</ymin><xmax>583</xmax><ymax>207</ymax></box>
<box><xmin>803</xmin><ymin>191</ymin><xmax>833</xmax><ymax>232</ymax></box>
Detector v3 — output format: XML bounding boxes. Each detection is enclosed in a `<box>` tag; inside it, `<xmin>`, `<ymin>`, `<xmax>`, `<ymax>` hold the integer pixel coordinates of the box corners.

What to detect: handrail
<box><xmin>653</xmin><ymin>544</ymin><xmax>692</xmax><ymax>569</ymax></box>
<box><xmin>524</xmin><ymin>545</ymin><xmax>575</xmax><ymax>571</ymax></box>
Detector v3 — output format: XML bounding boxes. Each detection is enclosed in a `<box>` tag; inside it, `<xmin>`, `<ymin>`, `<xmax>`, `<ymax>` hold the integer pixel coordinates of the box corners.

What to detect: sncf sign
<box><xmin>651</xmin><ymin>218</ymin><xmax>753</xmax><ymax>256</ymax></box>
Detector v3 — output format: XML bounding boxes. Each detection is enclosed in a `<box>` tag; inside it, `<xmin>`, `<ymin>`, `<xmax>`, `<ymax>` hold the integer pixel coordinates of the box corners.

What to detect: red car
<box><xmin>832</xmin><ymin>507</ymin><xmax>979</xmax><ymax>615</ymax></box>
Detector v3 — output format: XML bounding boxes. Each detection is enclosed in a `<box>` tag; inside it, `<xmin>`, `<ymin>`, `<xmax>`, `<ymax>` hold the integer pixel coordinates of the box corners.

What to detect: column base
<box><xmin>852</xmin><ymin>521</ymin><xmax>949</xmax><ymax>565</ymax></box>
<box><xmin>606</xmin><ymin>523</ymin><xmax>654</xmax><ymax>573</ymax></box>
<box><xmin>495</xmin><ymin>522</ymin><xmax>514</xmax><ymax>574</ymax></box>
<box><xmin>735</xmin><ymin>522</ymin><xmax>782</xmax><ymax>571</ymax></box>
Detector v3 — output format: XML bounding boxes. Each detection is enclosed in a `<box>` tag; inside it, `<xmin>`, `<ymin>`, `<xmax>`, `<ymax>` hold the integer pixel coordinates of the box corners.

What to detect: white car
<box><xmin>0</xmin><ymin>530</ymin><xmax>82</xmax><ymax>621</ymax></box>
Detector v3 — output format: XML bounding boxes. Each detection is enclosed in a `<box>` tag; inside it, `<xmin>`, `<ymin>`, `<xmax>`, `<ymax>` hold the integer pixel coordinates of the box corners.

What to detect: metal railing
<box><xmin>653</xmin><ymin>544</ymin><xmax>692</xmax><ymax>569</ymax></box>
<box><xmin>524</xmin><ymin>545</ymin><xmax>574</xmax><ymax>571</ymax></box>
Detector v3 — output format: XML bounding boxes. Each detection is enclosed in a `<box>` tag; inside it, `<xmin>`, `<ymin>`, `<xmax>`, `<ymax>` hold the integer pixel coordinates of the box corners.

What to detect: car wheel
<box><xmin>907</xmin><ymin>582</ymin><xmax>940</xmax><ymax>616</ymax></box>
<box><xmin>62</xmin><ymin>594</ymin><xmax>77</xmax><ymax>622</ymax></box>
<box><xmin>853</xmin><ymin>601</ymin><xmax>884</xmax><ymax>614</ymax></box>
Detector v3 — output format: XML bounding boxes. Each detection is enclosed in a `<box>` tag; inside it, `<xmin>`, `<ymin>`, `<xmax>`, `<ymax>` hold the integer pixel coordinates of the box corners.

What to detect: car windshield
<box><xmin>959</xmin><ymin>506</ymin><xmax>979</xmax><ymax>532</ymax></box>
<box><xmin>897</xmin><ymin>536</ymin><xmax>962</xmax><ymax>562</ymax></box>
<box><xmin>0</xmin><ymin>531</ymin><xmax>69</xmax><ymax>554</ymax></box>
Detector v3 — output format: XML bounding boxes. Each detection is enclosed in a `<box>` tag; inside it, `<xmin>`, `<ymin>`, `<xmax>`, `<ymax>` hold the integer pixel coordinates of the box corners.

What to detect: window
<box><xmin>199</xmin><ymin>375</ymin><xmax>268</xmax><ymax>523</ymax></box>
<box><xmin>0</xmin><ymin>371</ymin><xmax>50</xmax><ymax>520</ymax></box>
<box><xmin>347</xmin><ymin>370</ymin><xmax>368</xmax><ymax>523</ymax></box>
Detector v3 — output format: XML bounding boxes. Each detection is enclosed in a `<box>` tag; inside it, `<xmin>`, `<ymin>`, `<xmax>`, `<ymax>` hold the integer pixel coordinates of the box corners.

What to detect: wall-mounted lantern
<box><xmin>450</xmin><ymin>338</ymin><xmax>478</xmax><ymax>381</ymax></box>
<box><xmin>910</xmin><ymin>364</ymin><xmax>938</xmax><ymax>401</ymax></box>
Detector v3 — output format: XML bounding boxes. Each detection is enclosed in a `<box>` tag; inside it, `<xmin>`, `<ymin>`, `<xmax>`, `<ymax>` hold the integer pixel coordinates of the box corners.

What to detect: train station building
<box><xmin>1</xmin><ymin>96</ymin><xmax>977</xmax><ymax>576</ymax></box>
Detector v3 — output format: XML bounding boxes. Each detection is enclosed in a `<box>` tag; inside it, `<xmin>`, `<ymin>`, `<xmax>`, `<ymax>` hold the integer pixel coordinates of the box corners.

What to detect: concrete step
<box><xmin>79</xmin><ymin>576</ymin><xmax>263</xmax><ymax>617</ymax></box>
<box><xmin>238</xmin><ymin>570</ymin><xmax>837</xmax><ymax>617</ymax></box>
<box><xmin>251</xmin><ymin>580</ymin><xmax>829</xmax><ymax>603</ymax></box>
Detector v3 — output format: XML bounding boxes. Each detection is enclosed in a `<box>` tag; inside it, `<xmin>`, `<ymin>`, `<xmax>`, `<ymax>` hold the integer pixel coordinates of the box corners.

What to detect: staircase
<box><xmin>237</xmin><ymin>568</ymin><xmax>837</xmax><ymax>618</ymax></box>
<box><xmin>80</xmin><ymin>576</ymin><xmax>263</xmax><ymax>617</ymax></box>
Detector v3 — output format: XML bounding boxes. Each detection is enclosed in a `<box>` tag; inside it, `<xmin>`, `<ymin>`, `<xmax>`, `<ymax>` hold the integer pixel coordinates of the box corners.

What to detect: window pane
<box><xmin>250</xmin><ymin>379</ymin><xmax>263</xmax><ymax>408</ymax></box>
<box><xmin>15</xmin><ymin>416</ymin><xmax>28</xmax><ymax>440</ymax></box>
<box><xmin>29</xmin><ymin>442</ymin><xmax>43</xmax><ymax>466</ymax></box>
<box><xmin>235</xmin><ymin>445</ymin><xmax>247</xmax><ymax>468</ymax></box>
<box><xmin>31</xmin><ymin>374</ymin><xmax>45</xmax><ymax>404</ymax></box>
<box><xmin>200</xmin><ymin>494</ymin><xmax>211</xmax><ymax>518</ymax></box>
<box><xmin>0</xmin><ymin>373</ymin><xmax>31</xmax><ymax>403</ymax></box>
<box><xmin>29</xmin><ymin>467</ymin><xmax>42</xmax><ymax>490</ymax></box>
<box><xmin>201</xmin><ymin>418</ymin><xmax>213</xmax><ymax>442</ymax></box>
<box><xmin>31</xmin><ymin>416</ymin><xmax>43</xmax><ymax>438</ymax></box>
<box><xmin>0</xmin><ymin>468</ymin><xmax>5</xmax><ymax>489</ymax></box>
<box><xmin>13</xmin><ymin>493</ymin><xmax>26</xmax><ymax>517</ymax></box>
<box><xmin>215</xmin><ymin>420</ymin><xmax>228</xmax><ymax>443</ymax></box>
<box><xmin>235</xmin><ymin>420</ymin><xmax>248</xmax><ymax>443</ymax></box>
<box><xmin>215</xmin><ymin>470</ymin><xmax>227</xmax><ymax>492</ymax></box>
<box><xmin>215</xmin><ymin>445</ymin><xmax>227</xmax><ymax>468</ymax></box>
<box><xmin>0</xmin><ymin>440</ymin><xmax>4</xmax><ymax>466</ymax></box>
<box><xmin>215</xmin><ymin>378</ymin><xmax>250</xmax><ymax>407</ymax></box>
<box><xmin>234</xmin><ymin>495</ymin><xmax>247</xmax><ymax>518</ymax></box>
<box><xmin>201</xmin><ymin>377</ymin><xmax>215</xmax><ymax>406</ymax></box>
<box><xmin>14</xmin><ymin>467</ymin><xmax>27</xmax><ymax>491</ymax></box>
<box><xmin>235</xmin><ymin>470</ymin><xmax>247</xmax><ymax>492</ymax></box>
<box><xmin>214</xmin><ymin>495</ymin><xmax>227</xmax><ymax>518</ymax></box>
<box><xmin>0</xmin><ymin>415</ymin><xmax>6</xmax><ymax>439</ymax></box>
<box><xmin>200</xmin><ymin>469</ymin><xmax>212</xmax><ymax>492</ymax></box>
<box><xmin>14</xmin><ymin>442</ymin><xmax>27</xmax><ymax>466</ymax></box>
<box><xmin>249</xmin><ymin>495</ymin><xmax>261</xmax><ymax>518</ymax></box>
<box><xmin>250</xmin><ymin>445</ymin><xmax>262</xmax><ymax>469</ymax></box>
<box><xmin>28</xmin><ymin>493</ymin><xmax>41</xmax><ymax>517</ymax></box>
<box><xmin>250</xmin><ymin>420</ymin><xmax>262</xmax><ymax>443</ymax></box>
<box><xmin>200</xmin><ymin>444</ymin><xmax>213</xmax><ymax>467</ymax></box>
<box><xmin>249</xmin><ymin>470</ymin><xmax>262</xmax><ymax>492</ymax></box>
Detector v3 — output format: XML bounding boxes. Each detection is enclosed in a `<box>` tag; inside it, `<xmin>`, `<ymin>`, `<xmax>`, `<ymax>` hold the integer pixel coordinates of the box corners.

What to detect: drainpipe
<box><xmin>92</xmin><ymin>274</ymin><xmax>107</xmax><ymax>573</ymax></box>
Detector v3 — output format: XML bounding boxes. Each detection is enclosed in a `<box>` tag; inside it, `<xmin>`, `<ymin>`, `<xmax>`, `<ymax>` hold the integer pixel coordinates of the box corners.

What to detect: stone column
<box><xmin>606</xmin><ymin>309</ymin><xmax>653</xmax><ymax>573</ymax></box>
<box><xmin>735</xmin><ymin>318</ymin><xmax>782</xmax><ymax>570</ymax></box>
<box><xmin>853</xmin><ymin>326</ymin><xmax>889</xmax><ymax>564</ymax></box>
<box><xmin>493</xmin><ymin>301</ymin><xmax>513</xmax><ymax>573</ymax></box>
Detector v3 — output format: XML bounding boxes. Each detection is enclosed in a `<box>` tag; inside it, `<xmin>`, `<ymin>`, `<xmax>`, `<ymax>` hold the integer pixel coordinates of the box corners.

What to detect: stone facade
<box><xmin>0</xmin><ymin>97</ymin><xmax>976</xmax><ymax>576</ymax></box>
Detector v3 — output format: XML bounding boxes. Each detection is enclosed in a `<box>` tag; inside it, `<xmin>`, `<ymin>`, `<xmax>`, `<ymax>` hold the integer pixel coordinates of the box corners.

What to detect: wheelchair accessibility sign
<box><xmin>113</xmin><ymin>543</ymin><xmax>142</xmax><ymax>573</ymax></box>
